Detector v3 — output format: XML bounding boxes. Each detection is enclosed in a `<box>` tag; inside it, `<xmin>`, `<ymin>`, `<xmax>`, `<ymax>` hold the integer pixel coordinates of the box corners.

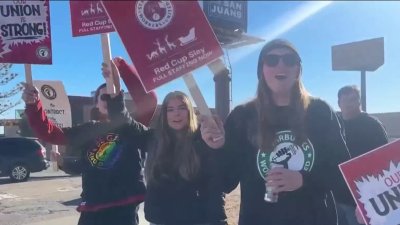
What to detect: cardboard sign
<box><xmin>69</xmin><ymin>0</ymin><xmax>114</xmax><ymax>37</ymax></box>
<box><xmin>0</xmin><ymin>0</ymin><xmax>52</xmax><ymax>64</ymax></box>
<box><xmin>33</xmin><ymin>80</ymin><xmax>72</xmax><ymax>128</ymax></box>
<box><xmin>101</xmin><ymin>0</ymin><xmax>223</xmax><ymax>92</ymax></box>
<box><xmin>339</xmin><ymin>140</ymin><xmax>400</xmax><ymax>225</ymax></box>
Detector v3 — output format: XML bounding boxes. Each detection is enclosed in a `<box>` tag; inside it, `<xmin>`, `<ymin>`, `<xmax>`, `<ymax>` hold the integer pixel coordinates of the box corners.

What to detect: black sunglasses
<box><xmin>100</xmin><ymin>93</ymin><xmax>110</xmax><ymax>101</ymax></box>
<box><xmin>264</xmin><ymin>54</ymin><xmax>300</xmax><ymax>67</ymax></box>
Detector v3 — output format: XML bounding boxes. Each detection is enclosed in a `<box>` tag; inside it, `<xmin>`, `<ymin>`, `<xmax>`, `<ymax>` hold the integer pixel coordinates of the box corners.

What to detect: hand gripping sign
<box><xmin>339</xmin><ymin>139</ymin><xmax>400</xmax><ymax>225</ymax></box>
<box><xmin>32</xmin><ymin>80</ymin><xmax>72</xmax><ymax>129</ymax></box>
<box><xmin>69</xmin><ymin>0</ymin><xmax>115</xmax><ymax>94</ymax></box>
<box><xmin>101</xmin><ymin>0</ymin><xmax>224</xmax><ymax>125</ymax></box>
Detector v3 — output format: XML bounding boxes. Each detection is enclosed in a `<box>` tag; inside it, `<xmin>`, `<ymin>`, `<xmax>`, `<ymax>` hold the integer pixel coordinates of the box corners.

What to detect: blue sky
<box><xmin>2</xmin><ymin>1</ymin><xmax>399</xmax><ymax>119</ymax></box>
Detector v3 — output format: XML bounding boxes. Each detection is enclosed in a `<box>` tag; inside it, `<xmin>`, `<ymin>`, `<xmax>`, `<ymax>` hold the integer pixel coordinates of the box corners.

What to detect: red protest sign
<box><xmin>69</xmin><ymin>1</ymin><xmax>114</xmax><ymax>37</ymax></box>
<box><xmin>101</xmin><ymin>1</ymin><xmax>223</xmax><ymax>92</ymax></box>
<box><xmin>0</xmin><ymin>0</ymin><xmax>52</xmax><ymax>64</ymax></box>
<box><xmin>339</xmin><ymin>140</ymin><xmax>400</xmax><ymax>225</ymax></box>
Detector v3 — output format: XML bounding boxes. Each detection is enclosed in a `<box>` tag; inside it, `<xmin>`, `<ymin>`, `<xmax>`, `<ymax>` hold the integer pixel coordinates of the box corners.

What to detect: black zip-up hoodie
<box><xmin>26</xmin><ymin>93</ymin><xmax>147</xmax><ymax>212</ymax></box>
<box><xmin>108</xmin><ymin>95</ymin><xmax>227</xmax><ymax>225</ymax></box>
<box><xmin>221</xmin><ymin>98</ymin><xmax>353</xmax><ymax>225</ymax></box>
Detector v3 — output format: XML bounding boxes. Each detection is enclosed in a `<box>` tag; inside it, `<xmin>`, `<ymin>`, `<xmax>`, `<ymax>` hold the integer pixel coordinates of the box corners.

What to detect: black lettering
<box><xmin>0</xmin><ymin>4</ymin><xmax>41</xmax><ymax>17</ymax></box>
<box><xmin>369</xmin><ymin>193</ymin><xmax>390</xmax><ymax>216</ymax></box>
<box><xmin>1</xmin><ymin>23</ymin><xmax>46</xmax><ymax>39</ymax></box>
<box><xmin>1</xmin><ymin>25</ymin><xmax>9</xmax><ymax>37</ymax></box>
<box><xmin>14</xmin><ymin>23</ymin><xmax>22</xmax><ymax>36</ymax></box>
<box><xmin>385</xmin><ymin>184</ymin><xmax>400</xmax><ymax>210</ymax></box>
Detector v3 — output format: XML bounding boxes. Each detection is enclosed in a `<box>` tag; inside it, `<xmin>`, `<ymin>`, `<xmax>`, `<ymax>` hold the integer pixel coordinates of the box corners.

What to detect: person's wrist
<box><xmin>25</xmin><ymin>99</ymin><xmax>38</xmax><ymax>105</ymax></box>
<box><xmin>110</xmin><ymin>89</ymin><xmax>122</xmax><ymax>99</ymax></box>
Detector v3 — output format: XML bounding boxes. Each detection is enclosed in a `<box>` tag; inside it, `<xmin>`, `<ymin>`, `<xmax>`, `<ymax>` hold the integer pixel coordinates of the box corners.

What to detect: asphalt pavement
<box><xmin>0</xmin><ymin>164</ymin><xmax>148</xmax><ymax>225</ymax></box>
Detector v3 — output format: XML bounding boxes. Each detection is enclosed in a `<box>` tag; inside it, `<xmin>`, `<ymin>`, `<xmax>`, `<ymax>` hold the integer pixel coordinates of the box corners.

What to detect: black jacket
<box><xmin>221</xmin><ymin>98</ymin><xmax>352</xmax><ymax>225</ymax></box>
<box><xmin>108</xmin><ymin>95</ymin><xmax>227</xmax><ymax>225</ymax></box>
<box><xmin>26</xmin><ymin>93</ymin><xmax>147</xmax><ymax>212</ymax></box>
<box><xmin>337</xmin><ymin>112</ymin><xmax>388</xmax><ymax>158</ymax></box>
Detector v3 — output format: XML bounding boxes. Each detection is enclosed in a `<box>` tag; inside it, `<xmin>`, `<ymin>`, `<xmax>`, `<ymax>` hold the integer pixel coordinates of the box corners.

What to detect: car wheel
<box><xmin>9</xmin><ymin>164</ymin><xmax>30</xmax><ymax>182</ymax></box>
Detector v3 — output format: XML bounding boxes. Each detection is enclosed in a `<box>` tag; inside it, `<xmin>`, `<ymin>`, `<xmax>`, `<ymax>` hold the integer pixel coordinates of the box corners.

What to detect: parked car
<box><xmin>0</xmin><ymin>137</ymin><xmax>49</xmax><ymax>182</ymax></box>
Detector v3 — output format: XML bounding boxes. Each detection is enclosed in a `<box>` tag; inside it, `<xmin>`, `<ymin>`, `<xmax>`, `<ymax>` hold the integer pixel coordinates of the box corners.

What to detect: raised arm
<box><xmin>114</xmin><ymin>58</ymin><xmax>157</xmax><ymax>127</ymax></box>
<box><xmin>102</xmin><ymin>58</ymin><xmax>154</xmax><ymax>149</ymax></box>
<box><xmin>101</xmin><ymin>58</ymin><xmax>152</xmax><ymax>129</ymax></box>
<box><xmin>22</xmin><ymin>83</ymin><xmax>67</xmax><ymax>145</ymax></box>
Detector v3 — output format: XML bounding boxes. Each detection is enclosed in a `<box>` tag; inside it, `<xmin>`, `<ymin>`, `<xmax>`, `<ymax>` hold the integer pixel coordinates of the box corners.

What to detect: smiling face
<box><xmin>166</xmin><ymin>97</ymin><xmax>189</xmax><ymax>131</ymax></box>
<box><xmin>262</xmin><ymin>47</ymin><xmax>301</xmax><ymax>98</ymax></box>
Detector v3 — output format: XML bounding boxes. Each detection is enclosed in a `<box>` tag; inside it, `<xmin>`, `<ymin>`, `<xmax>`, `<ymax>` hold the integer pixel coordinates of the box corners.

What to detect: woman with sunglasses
<box><xmin>21</xmin><ymin>58</ymin><xmax>157</xmax><ymax>225</ymax></box>
<box><xmin>219</xmin><ymin>39</ymin><xmax>354</xmax><ymax>225</ymax></box>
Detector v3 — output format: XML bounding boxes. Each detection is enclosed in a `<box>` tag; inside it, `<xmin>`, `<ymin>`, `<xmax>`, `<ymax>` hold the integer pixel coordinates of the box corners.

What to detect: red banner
<box><xmin>101</xmin><ymin>0</ymin><xmax>223</xmax><ymax>92</ymax></box>
<box><xmin>339</xmin><ymin>139</ymin><xmax>400</xmax><ymax>225</ymax></box>
<box><xmin>69</xmin><ymin>1</ymin><xmax>114</xmax><ymax>37</ymax></box>
<box><xmin>0</xmin><ymin>0</ymin><xmax>52</xmax><ymax>64</ymax></box>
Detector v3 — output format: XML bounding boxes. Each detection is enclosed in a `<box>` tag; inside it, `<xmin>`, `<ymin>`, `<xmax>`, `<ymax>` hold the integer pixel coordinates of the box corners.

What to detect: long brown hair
<box><xmin>144</xmin><ymin>91</ymin><xmax>200</xmax><ymax>184</ymax></box>
<box><xmin>253</xmin><ymin>39</ymin><xmax>311</xmax><ymax>151</ymax></box>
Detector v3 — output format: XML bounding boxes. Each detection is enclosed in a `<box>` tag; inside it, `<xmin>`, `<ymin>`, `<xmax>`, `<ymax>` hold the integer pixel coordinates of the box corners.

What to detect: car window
<box><xmin>0</xmin><ymin>138</ymin><xmax>42</xmax><ymax>157</ymax></box>
<box><xmin>17</xmin><ymin>139</ymin><xmax>41</xmax><ymax>150</ymax></box>
<box><xmin>0</xmin><ymin>139</ymin><xmax>19</xmax><ymax>156</ymax></box>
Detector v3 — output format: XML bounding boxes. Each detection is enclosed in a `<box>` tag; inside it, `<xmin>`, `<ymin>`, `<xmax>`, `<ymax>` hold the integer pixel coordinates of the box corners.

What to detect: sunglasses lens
<box><xmin>264</xmin><ymin>54</ymin><xmax>299</xmax><ymax>67</ymax></box>
<box><xmin>264</xmin><ymin>55</ymin><xmax>279</xmax><ymax>67</ymax></box>
<box><xmin>282</xmin><ymin>54</ymin><xmax>298</xmax><ymax>67</ymax></box>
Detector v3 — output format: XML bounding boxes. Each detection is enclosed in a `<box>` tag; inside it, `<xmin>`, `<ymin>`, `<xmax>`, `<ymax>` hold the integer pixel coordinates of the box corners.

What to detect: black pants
<box><xmin>78</xmin><ymin>204</ymin><xmax>139</xmax><ymax>225</ymax></box>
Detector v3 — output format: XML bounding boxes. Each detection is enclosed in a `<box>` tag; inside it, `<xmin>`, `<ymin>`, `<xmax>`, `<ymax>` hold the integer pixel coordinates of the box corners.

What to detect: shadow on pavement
<box><xmin>29</xmin><ymin>175</ymin><xmax>74</xmax><ymax>181</ymax></box>
<box><xmin>0</xmin><ymin>178</ymin><xmax>14</xmax><ymax>185</ymax></box>
<box><xmin>62</xmin><ymin>198</ymin><xmax>81</xmax><ymax>206</ymax></box>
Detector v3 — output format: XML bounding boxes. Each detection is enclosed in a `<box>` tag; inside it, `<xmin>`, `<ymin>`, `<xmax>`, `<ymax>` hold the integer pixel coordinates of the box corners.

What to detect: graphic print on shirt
<box><xmin>87</xmin><ymin>133</ymin><xmax>123</xmax><ymax>169</ymax></box>
<box><xmin>257</xmin><ymin>130</ymin><xmax>315</xmax><ymax>179</ymax></box>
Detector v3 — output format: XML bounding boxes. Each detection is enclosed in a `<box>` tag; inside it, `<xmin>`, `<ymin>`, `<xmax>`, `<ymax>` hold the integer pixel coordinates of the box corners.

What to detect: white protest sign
<box><xmin>33</xmin><ymin>80</ymin><xmax>72</xmax><ymax>128</ymax></box>
<box><xmin>0</xmin><ymin>0</ymin><xmax>52</xmax><ymax>64</ymax></box>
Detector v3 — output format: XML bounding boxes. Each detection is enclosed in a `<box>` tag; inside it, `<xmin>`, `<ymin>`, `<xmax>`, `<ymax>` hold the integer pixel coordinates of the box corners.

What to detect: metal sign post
<box><xmin>332</xmin><ymin>37</ymin><xmax>384</xmax><ymax>112</ymax></box>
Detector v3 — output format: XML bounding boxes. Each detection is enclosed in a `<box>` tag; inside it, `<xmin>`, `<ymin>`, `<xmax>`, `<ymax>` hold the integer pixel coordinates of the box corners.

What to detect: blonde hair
<box><xmin>145</xmin><ymin>91</ymin><xmax>200</xmax><ymax>184</ymax></box>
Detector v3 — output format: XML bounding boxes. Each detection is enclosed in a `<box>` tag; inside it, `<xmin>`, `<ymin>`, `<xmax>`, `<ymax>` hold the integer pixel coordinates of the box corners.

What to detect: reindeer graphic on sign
<box><xmin>146</xmin><ymin>27</ymin><xmax>198</xmax><ymax>61</ymax></box>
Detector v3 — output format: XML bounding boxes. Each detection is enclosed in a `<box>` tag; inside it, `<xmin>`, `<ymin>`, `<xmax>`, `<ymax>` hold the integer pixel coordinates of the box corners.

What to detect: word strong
<box><xmin>0</xmin><ymin>4</ymin><xmax>47</xmax><ymax>39</ymax></box>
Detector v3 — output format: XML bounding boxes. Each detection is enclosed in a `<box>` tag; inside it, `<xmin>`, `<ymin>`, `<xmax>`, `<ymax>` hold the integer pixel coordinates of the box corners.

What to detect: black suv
<box><xmin>0</xmin><ymin>137</ymin><xmax>49</xmax><ymax>182</ymax></box>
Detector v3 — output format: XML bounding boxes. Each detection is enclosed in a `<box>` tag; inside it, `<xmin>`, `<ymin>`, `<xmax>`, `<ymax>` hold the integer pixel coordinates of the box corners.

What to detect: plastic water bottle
<box><xmin>264</xmin><ymin>163</ymin><xmax>284</xmax><ymax>203</ymax></box>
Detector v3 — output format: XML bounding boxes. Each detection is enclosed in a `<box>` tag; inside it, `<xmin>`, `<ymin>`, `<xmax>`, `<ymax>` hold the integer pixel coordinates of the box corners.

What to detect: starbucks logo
<box><xmin>40</xmin><ymin>84</ymin><xmax>57</xmax><ymax>100</ymax></box>
<box><xmin>257</xmin><ymin>130</ymin><xmax>315</xmax><ymax>179</ymax></box>
<box><xmin>135</xmin><ymin>0</ymin><xmax>174</xmax><ymax>30</ymax></box>
<box><xmin>36</xmin><ymin>46</ymin><xmax>50</xmax><ymax>59</ymax></box>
